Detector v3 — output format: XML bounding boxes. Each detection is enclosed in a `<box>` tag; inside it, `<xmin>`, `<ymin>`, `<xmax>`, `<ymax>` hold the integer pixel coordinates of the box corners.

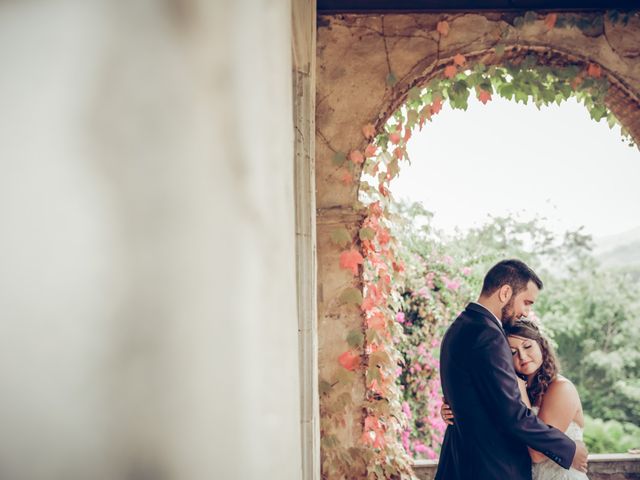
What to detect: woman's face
<box><xmin>508</xmin><ymin>334</ymin><xmax>543</xmax><ymax>377</ymax></box>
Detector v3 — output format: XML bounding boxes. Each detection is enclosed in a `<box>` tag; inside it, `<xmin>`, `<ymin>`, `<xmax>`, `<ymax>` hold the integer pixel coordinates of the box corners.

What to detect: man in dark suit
<box><xmin>434</xmin><ymin>259</ymin><xmax>588</xmax><ymax>480</ymax></box>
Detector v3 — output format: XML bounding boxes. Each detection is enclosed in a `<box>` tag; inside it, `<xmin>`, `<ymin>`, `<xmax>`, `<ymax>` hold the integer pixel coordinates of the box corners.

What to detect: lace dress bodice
<box><xmin>531</xmin><ymin>406</ymin><xmax>589</xmax><ymax>480</ymax></box>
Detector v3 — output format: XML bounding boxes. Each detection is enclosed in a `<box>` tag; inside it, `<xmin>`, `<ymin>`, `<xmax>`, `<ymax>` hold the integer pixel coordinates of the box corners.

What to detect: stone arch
<box><xmin>315</xmin><ymin>10</ymin><xmax>640</xmax><ymax>472</ymax></box>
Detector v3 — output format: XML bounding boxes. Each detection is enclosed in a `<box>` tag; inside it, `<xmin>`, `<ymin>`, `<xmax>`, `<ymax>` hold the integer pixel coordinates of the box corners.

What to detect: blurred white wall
<box><xmin>0</xmin><ymin>1</ymin><xmax>301</xmax><ymax>479</ymax></box>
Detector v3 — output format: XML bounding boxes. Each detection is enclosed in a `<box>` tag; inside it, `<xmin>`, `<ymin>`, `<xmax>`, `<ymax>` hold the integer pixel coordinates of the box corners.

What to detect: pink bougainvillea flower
<box><xmin>349</xmin><ymin>149</ymin><xmax>364</xmax><ymax>165</ymax></box>
<box><xmin>416</xmin><ymin>286</ymin><xmax>430</xmax><ymax>298</ymax></box>
<box><xmin>396</xmin><ymin>311</ymin><xmax>405</xmax><ymax>324</ymax></box>
<box><xmin>425</xmin><ymin>271</ymin><xmax>435</xmax><ymax>288</ymax></box>
<box><xmin>478</xmin><ymin>89</ymin><xmax>492</xmax><ymax>104</ymax></box>
<box><xmin>339</xmin><ymin>249</ymin><xmax>364</xmax><ymax>275</ymax></box>
<box><xmin>362</xmin><ymin>123</ymin><xmax>376</xmax><ymax>139</ymax></box>
<box><xmin>453</xmin><ymin>53</ymin><xmax>466</xmax><ymax>66</ymax></box>
<box><xmin>444</xmin><ymin>277</ymin><xmax>461</xmax><ymax>291</ymax></box>
<box><xmin>338</xmin><ymin>350</ymin><xmax>360</xmax><ymax>371</ymax></box>
<box><xmin>442</xmin><ymin>255</ymin><xmax>453</xmax><ymax>265</ymax></box>
<box><xmin>402</xmin><ymin>401</ymin><xmax>412</xmax><ymax>419</ymax></box>
<box><xmin>443</xmin><ymin>64</ymin><xmax>457</xmax><ymax>79</ymax></box>
<box><xmin>461</xmin><ymin>266</ymin><xmax>472</xmax><ymax>276</ymax></box>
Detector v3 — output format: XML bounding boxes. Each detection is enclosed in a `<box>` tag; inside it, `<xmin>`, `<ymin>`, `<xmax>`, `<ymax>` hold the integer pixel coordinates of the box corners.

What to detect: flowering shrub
<box><xmin>395</xmin><ymin>253</ymin><xmax>477</xmax><ymax>459</ymax></box>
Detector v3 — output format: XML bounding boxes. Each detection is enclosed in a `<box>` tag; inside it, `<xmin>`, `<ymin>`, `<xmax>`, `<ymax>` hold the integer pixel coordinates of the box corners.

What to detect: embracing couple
<box><xmin>435</xmin><ymin>259</ymin><xmax>589</xmax><ymax>480</ymax></box>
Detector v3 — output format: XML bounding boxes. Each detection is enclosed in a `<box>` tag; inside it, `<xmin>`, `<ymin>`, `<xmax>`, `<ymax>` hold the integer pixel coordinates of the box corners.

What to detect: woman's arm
<box><xmin>529</xmin><ymin>379</ymin><xmax>581</xmax><ymax>464</ymax></box>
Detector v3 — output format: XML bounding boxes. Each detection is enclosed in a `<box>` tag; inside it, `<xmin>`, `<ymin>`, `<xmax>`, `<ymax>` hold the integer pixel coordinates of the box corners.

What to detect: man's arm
<box><xmin>469</xmin><ymin>326</ymin><xmax>576</xmax><ymax>470</ymax></box>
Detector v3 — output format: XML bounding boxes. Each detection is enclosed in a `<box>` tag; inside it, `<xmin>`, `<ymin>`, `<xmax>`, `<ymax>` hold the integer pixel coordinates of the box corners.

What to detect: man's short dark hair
<box><xmin>480</xmin><ymin>259</ymin><xmax>543</xmax><ymax>297</ymax></box>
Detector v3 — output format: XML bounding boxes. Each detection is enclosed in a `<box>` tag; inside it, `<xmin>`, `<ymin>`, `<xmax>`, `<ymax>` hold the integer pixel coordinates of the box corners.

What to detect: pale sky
<box><xmin>391</xmin><ymin>96</ymin><xmax>640</xmax><ymax>240</ymax></box>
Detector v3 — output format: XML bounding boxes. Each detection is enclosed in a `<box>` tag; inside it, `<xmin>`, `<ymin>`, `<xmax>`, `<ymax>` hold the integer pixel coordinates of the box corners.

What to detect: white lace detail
<box><xmin>530</xmin><ymin>406</ymin><xmax>589</xmax><ymax>480</ymax></box>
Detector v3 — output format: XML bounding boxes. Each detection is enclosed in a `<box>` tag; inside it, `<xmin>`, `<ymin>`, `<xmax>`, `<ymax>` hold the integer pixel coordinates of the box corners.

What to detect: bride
<box><xmin>441</xmin><ymin>318</ymin><xmax>589</xmax><ymax>480</ymax></box>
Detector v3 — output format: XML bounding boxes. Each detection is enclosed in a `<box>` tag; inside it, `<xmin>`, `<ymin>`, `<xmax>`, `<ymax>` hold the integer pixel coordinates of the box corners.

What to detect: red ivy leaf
<box><xmin>587</xmin><ymin>63</ymin><xmax>602</xmax><ymax>78</ymax></box>
<box><xmin>349</xmin><ymin>150</ymin><xmax>365</xmax><ymax>165</ymax></box>
<box><xmin>544</xmin><ymin>13</ymin><xmax>557</xmax><ymax>30</ymax></box>
<box><xmin>478</xmin><ymin>89</ymin><xmax>492</xmax><ymax>104</ymax></box>
<box><xmin>436</xmin><ymin>20</ymin><xmax>450</xmax><ymax>37</ymax></box>
<box><xmin>432</xmin><ymin>96</ymin><xmax>443</xmax><ymax>114</ymax></box>
<box><xmin>444</xmin><ymin>64</ymin><xmax>457</xmax><ymax>79</ymax></box>
<box><xmin>338</xmin><ymin>350</ymin><xmax>361</xmax><ymax>371</ymax></box>
<box><xmin>362</xmin><ymin>123</ymin><xmax>376</xmax><ymax>139</ymax></box>
<box><xmin>453</xmin><ymin>53</ymin><xmax>466</xmax><ymax>66</ymax></box>
<box><xmin>340</xmin><ymin>249</ymin><xmax>364</xmax><ymax>275</ymax></box>
<box><xmin>364</xmin><ymin>144</ymin><xmax>377</xmax><ymax>157</ymax></box>
<box><xmin>389</xmin><ymin>132</ymin><xmax>401</xmax><ymax>145</ymax></box>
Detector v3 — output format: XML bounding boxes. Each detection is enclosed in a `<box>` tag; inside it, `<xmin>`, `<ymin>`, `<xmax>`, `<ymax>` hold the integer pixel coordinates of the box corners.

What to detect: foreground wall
<box><xmin>0</xmin><ymin>1</ymin><xmax>302</xmax><ymax>479</ymax></box>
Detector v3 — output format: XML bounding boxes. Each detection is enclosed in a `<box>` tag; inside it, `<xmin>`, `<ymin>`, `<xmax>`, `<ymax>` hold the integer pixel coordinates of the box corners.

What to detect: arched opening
<box><xmin>316</xmin><ymin>10</ymin><xmax>640</xmax><ymax>479</ymax></box>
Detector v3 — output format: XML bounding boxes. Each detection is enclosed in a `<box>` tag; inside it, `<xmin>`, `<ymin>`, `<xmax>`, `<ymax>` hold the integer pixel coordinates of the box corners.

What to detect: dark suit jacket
<box><xmin>434</xmin><ymin>303</ymin><xmax>576</xmax><ymax>480</ymax></box>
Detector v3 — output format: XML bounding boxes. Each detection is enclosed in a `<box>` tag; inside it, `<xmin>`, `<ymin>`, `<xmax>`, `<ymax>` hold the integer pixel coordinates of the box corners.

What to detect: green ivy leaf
<box><xmin>319</xmin><ymin>379</ymin><xmax>332</xmax><ymax>395</ymax></box>
<box><xmin>407</xmin><ymin>87</ymin><xmax>421</xmax><ymax>102</ymax></box>
<box><xmin>347</xmin><ymin>329</ymin><xmax>364</xmax><ymax>348</ymax></box>
<box><xmin>514</xmin><ymin>16</ymin><xmax>525</xmax><ymax>28</ymax></box>
<box><xmin>359</xmin><ymin>227</ymin><xmax>376</xmax><ymax>241</ymax></box>
<box><xmin>330</xmin><ymin>227</ymin><xmax>351</xmax><ymax>248</ymax></box>
<box><xmin>332</xmin><ymin>151</ymin><xmax>347</xmax><ymax>166</ymax></box>
<box><xmin>340</xmin><ymin>287</ymin><xmax>363</xmax><ymax>305</ymax></box>
<box><xmin>524</xmin><ymin>11</ymin><xmax>537</xmax><ymax>24</ymax></box>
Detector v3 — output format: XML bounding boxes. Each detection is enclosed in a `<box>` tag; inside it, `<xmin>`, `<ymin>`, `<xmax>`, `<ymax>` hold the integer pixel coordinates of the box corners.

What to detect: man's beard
<box><xmin>501</xmin><ymin>297</ymin><xmax>518</xmax><ymax>326</ymax></box>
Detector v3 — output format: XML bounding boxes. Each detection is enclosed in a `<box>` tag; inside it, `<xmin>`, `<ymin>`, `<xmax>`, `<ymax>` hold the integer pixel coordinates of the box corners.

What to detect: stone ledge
<box><xmin>413</xmin><ymin>453</ymin><xmax>640</xmax><ymax>480</ymax></box>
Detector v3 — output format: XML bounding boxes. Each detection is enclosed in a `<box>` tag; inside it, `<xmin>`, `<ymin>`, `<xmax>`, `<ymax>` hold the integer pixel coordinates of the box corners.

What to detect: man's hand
<box><xmin>571</xmin><ymin>440</ymin><xmax>588</xmax><ymax>473</ymax></box>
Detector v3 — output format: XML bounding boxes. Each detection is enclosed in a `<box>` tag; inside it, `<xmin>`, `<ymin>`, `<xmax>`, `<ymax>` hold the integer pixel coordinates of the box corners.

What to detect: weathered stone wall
<box><xmin>316</xmin><ymin>11</ymin><xmax>640</xmax><ymax>473</ymax></box>
<box><xmin>414</xmin><ymin>454</ymin><xmax>640</xmax><ymax>480</ymax></box>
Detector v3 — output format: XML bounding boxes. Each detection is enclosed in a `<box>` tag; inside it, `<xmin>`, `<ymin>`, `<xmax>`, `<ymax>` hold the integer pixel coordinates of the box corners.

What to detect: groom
<box><xmin>435</xmin><ymin>259</ymin><xmax>588</xmax><ymax>480</ymax></box>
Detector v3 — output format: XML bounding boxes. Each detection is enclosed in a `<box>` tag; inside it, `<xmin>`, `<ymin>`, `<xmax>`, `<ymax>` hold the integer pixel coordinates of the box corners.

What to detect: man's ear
<box><xmin>498</xmin><ymin>285</ymin><xmax>512</xmax><ymax>303</ymax></box>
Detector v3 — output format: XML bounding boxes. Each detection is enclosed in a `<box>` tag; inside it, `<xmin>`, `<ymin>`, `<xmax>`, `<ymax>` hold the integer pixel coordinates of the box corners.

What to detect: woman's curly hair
<box><xmin>504</xmin><ymin>318</ymin><xmax>560</xmax><ymax>407</ymax></box>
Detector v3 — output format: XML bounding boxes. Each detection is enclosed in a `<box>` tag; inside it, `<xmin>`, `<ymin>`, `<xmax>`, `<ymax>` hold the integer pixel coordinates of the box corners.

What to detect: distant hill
<box><xmin>594</xmin><ymin>227</ymin><xmax>640</xmax><ymax>271</ymax></box>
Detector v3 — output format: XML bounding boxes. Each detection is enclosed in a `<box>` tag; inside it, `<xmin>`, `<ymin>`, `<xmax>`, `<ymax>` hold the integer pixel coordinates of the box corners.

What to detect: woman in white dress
<box><xmin>441</xmin><ymin>318</ymin><xmax>589</xmax><ymax>479</ymax></box>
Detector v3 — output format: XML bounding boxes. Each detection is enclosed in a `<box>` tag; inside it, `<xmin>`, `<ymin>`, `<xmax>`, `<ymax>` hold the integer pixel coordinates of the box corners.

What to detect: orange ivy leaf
<box><xmin>431</xmin><ymin>96</ymin><xmax>443</xmax><ymax>115</ymax></box>
<box><xmin>362</xmin><ymin>123</ymin><xmax>376</xmax><ymax>139</ymax></box>
<box><xmin>478</xmin><ymin>89</ymin><xmax>492</xmax><ymax>104</ymax></box>
<box><xmin>340</xmin><ymin>249</ymin><xmax>364</xmax><ymax>275</ymax></box>
<box><xmin>453</xmin><ymin>53</ymin><xmax>466</xmax><ymax>66</ymax></box>
<box><xmin>364</xmin><ymin>144</ymin><xmax>377</xmax><ymax>157</ymax></box>
<box><xmin>436</xmin><ymin>20</ymin><xmax>450</xmax><ymax>37</ymax></box>
<box><xmin>587</xmin><ymin>63</ymin><xmax>602</xmax><ymax>78</ymax></box>
<box><xmin>349</xmin><ymin>149</ymin><xmax>365</xmax><ymax>165</ymax></box>
<box><xmin>367</xmin><ymin>312</ymin><xmax>387</xmax><ymax>331</ymax></box>
<box><xmin>444</xmin><ymin>64</ymin><xmax>457</xmax><ymax>78</ymax></box>
<box><xmin>571</xmin><ymin>75</ymin><xmax>584</xmax><ymax>90</ymax></box>
<box><xmin>403</xmin><ymin>127</ymin><xmax>412</xmax><ymax>142</ymax></box>
<box><xmin>389</xmin><ymin>132</ymin><xmax>401</xmax><ymax>145</ymax></box>
<box><xmin>341</xmin><ymin>170</ymin><xmax>354</xmax><ymax>185</ymax></box>
<box><xmin>338</xmin><ymin>350</ymin><xmax>360</xmax><ymax>371</ymax></box>
<box><xmin>393</xmin><ymin>147</ymin><xmax>405</xmax><ymax>160</ymax></box>
<box><xmin>544</xmin><ymin>13</ymin><xmax>557</xmax><ymax>30</ymax></box>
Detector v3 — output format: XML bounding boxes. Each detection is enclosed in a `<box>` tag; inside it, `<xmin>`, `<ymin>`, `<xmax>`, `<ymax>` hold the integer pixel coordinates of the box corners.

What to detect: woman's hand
<box><xmin>517</xmin><ymin>376</ymin><xmax>532</xmax><ymax>408</ymax></box>
<box><xmin>440</xmin><ymin>399</ymin><xmax>454</xmax><ymax>425</ymax></box>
